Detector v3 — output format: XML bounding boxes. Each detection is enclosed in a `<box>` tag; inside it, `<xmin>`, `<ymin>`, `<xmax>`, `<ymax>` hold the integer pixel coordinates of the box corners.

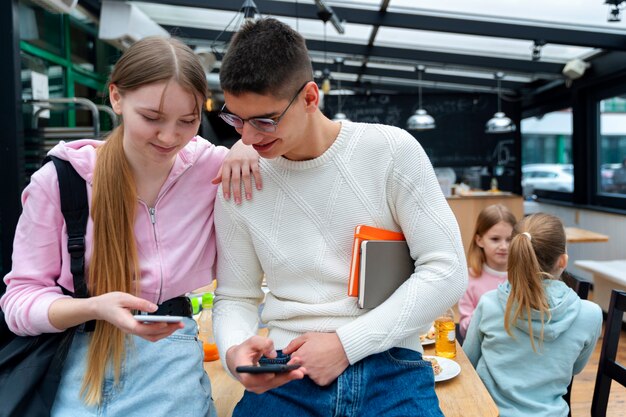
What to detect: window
<box><xmin>521</xmin><ymin>108</ymin><xmax>574</xmax><ymax>199</ymax></box>
<box><xmin>19</xmin><ymin>3</ymin><xmax>64</xmax><ymax>56</ymax></box>
<box><xmin>597</xmin><ymin>95</ymin><xmax>626</xmax><ymax>196</ymax></box>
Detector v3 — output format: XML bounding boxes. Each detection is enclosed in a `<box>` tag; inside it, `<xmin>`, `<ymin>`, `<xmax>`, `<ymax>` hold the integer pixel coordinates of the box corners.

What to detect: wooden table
<box><xmin>565</xmin><ymin>227</ymin><xmax>609</xmax><ymax>243</ymax></box>
<box><xmin>204</xmin><ymin>359</ymin><xmax>243</xmax><ymax>417</ymax></box>
<box><xmin>424</xmin><ymin>342</ymin><xmax>499</xmax><ymax>417</ymax></box>
<box><xmin>204</xmin><ymin>340</ymin><xmax>499</xmax><ymax>417</ymax></box>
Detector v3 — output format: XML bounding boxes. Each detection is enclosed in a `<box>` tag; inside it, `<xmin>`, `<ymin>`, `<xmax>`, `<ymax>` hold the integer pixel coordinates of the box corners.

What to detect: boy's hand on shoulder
<box><xmin>282</xmin><ymin>332</ymin><xmax>349</xmax><ymax>386</ymax></box>
<box><xmin>226</xmin><ymin>335</ymin><xmax>306</xmax><ymax>394</ymax></box>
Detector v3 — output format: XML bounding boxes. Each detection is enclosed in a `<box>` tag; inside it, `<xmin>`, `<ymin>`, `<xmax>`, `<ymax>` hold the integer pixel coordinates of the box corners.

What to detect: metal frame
<box><xmin>0</xmin><ymin>0</ymin><xmax>23</xmax><ymax>281</ymax></box>
<box><xmin>89</xmin><ymin>0</ymin><xmax>626</xmax><ymax>97</ymax></box>
<box><xmin>164</xmin><ymin>25</ymin><xmax>561</xmax><ymax>95</ymax></box>
<box><xmin>121</xmin><ymin>0</ymin><xmax>626</xmax><ymax>51</ymax></box>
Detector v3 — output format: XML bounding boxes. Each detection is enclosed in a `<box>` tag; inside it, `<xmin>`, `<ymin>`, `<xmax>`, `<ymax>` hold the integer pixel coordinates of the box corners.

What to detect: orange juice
<box><xmin>435</xmin><ymin>311</ymin><xmax>456</xmax><ymax>359</ymax></box>
<box><xmin>203</xmin><ymin>342</ymin><xmax>219</xmax><ymax>362</ymax></box>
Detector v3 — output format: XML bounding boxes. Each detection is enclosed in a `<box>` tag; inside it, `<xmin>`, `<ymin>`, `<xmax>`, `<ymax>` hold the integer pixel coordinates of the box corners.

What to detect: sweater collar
<box><xmin>268</xmin><ymin>121</ymin><xmax>353</xmax><ymax>171</ymax></box>
<box><xmin>483</xmin><ymin>263</ymin><xmax>507</xmax><ymax>278</ymax></box>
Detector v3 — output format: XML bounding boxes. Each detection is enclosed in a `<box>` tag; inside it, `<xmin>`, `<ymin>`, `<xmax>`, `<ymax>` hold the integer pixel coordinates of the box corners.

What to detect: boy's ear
<box><xmin>303</xmin><ymin>81</ymin><xmax>319</xmax><ymax>112</ymax></box>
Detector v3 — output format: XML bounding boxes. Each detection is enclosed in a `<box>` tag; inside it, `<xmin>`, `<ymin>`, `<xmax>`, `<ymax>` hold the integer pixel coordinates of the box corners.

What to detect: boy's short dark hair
<box><xmin>220</xmin><ymin>18</ymin><xmax>313</xmax><ymax>99</ymax></box>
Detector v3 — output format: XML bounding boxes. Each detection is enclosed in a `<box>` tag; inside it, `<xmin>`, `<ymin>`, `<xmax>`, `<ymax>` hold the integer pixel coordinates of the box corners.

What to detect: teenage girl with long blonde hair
<box><xmin>463</xmin><ymin>213</ymin><xmax>602</xmax><ymax>417</ymax></box>
<box><xmin>1</xmin><ymin>36</ymin><xmax>260</xmax><ymax>416</ymax></box>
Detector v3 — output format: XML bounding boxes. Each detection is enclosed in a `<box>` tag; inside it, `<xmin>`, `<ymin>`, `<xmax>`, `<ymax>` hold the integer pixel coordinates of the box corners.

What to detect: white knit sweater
<box><xmin>213</xmin><ymin>121</ymin><xmax>467</xmax><ymax>366</ymax></box>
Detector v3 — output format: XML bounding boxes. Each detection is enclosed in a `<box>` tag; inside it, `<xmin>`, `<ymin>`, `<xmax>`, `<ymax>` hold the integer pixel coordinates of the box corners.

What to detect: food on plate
<box><xmin>419</xmin><ymin>325</ymin><xmax>436</xmax><ymax>342</ymax></box>
<box><xmin>425</xmin><ymin>357</ymin><xmax>443</xmax><ymax>376</ymax></box>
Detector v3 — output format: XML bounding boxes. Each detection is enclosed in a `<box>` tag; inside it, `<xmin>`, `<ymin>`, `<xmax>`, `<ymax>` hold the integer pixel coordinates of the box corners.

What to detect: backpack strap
<box><xmin>45</xmin><ymin>156</ymin><xmax>95</xmax><ymax>332</ymax></box>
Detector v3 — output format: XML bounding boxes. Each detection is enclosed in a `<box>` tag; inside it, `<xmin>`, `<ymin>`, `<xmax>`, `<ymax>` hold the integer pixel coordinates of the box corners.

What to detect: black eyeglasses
<box><xmin>219</xmin><ymin>82</ymin><xmax>309</xmax><ymax>133</ymax></box>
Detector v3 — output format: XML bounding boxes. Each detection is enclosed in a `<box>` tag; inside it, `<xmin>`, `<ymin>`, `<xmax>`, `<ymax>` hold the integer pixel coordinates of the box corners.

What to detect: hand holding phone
<box><xmin>236</xmin><ymin>363</ymin><xmax>301</xmax><ymax>374</ymax></box>
<box><xmin>133</xmin><ymin>315</ymin><xmax>184</xmax><ymax>324</ymax></box>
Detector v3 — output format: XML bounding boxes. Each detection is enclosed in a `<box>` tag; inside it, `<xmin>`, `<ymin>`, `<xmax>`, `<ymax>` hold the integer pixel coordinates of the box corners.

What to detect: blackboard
<box><xmin>323</xmin><ymin>93</ymin><xmax>519</xmax><ymax>172</ymax></box>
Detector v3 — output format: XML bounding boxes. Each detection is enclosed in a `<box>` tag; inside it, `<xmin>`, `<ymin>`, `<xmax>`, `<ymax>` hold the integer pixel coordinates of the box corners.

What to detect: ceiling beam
<box><xmin>132</xmin><ymin>0</ymin><xmax>626</xmax><ymax>51</ymax></box>
<box><xmin>310</xmin><ymin>62</ymin><xmax>526</xmax><ymax>90</ymax></box>
<box><xmin>163</xmin><ymin>25</ymin><xmax>565</xmax><ymax>77</ymax></box>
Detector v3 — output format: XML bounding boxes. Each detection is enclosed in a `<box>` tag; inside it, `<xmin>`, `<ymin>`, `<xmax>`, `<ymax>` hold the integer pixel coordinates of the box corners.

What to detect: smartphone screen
<box><xmin>235</xmin><ymin>364</ymin><xmax>301</xmax><ymax>374</ymax></box>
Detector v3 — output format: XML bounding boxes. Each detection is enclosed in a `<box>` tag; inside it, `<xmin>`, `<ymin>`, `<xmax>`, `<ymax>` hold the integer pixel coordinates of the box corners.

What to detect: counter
<box><xmin>446</xmin><ymin>193</ymin><xmax>524</xmax><ymax>251</ymax></box>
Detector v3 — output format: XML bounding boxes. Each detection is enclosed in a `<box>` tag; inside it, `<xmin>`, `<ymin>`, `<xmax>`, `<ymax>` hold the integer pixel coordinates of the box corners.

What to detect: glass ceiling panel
<box><xmin>279</xmin><ymin>0</ymin><xmax>381</xmax><ymax>9</ymax></box>
<box><xmin>375</xmin><ymin>27</ymin><xmax>597</xmax><ymax>62</ymax></box>
<box><xmin>133</xmin><ymin>2</ymin><xmax>372</xmax><ymax>44</ymax></box>
<box><xmin>133</xmin><ymin>2</ymin><xmax>247</xmax><ymax>30</ymax></box>
<box><xmin>388</xmin><ymin>0</ymin><xmax>626</xmax><ymax>34</ymax></box>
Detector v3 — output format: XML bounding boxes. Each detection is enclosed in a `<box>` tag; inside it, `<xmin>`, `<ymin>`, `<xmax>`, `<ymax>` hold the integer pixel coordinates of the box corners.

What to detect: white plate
<box><xmin>420</xmin><ymin>337</ymin><xmax>435</xmax><ymax>346</ymax></box>
<box><xmin>424</xmin><ymin>356</ymin><xmax>461</xmax><ymax>382</ymax></box>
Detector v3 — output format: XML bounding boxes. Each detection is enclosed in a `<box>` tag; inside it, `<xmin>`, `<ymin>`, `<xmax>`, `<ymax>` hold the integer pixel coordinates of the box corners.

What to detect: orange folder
<box><xmin>348</xmin><ymin>225</ymin><xmax>405</xmax><ymax>297</ymax></box>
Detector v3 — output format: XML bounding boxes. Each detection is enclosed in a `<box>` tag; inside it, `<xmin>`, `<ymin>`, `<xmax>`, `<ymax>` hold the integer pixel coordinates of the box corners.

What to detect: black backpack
<box><xmin>0</xmin><ymin>156</ymin><xmax>91</xmax><ymax>417</ymax></box>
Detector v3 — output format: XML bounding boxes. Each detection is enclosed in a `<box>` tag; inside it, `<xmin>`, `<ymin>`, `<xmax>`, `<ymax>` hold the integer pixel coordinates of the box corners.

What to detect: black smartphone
<box><xmin>235</xmin><ymin>363</ymin><xmax>301</xmax><ymax>374</ymax></box>
<box><xmin>258</xmin><ymin>351</ymin><xmax>291</xmax><ymax>365</ymax></box>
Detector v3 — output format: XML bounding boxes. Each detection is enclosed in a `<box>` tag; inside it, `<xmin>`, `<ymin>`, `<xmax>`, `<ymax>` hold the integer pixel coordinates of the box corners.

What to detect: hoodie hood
<box><xmin>47</xmin><ymin>136</ymin><xmax>212</xmax><ymax>185</ymax></box>
<box><xmin>497</xmin><ymin>279</ymin><xmax>581</xmax><ymax>342</ymax></box>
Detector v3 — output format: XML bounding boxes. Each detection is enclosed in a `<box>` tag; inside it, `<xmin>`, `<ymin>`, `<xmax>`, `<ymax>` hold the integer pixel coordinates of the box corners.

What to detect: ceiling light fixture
<box><xmin>407</xmin><ymin>65</ymin><xmax>435</xmax><ymax>131</ymax></box>
<box><xmin>316</xmin><ymin>5</ymin><xmax>336</xmax><ymax>96</ymax></box>
<box><xmin>605</xmin><ymin>0</ymin><xmax>625</xmax><ymax>22</ymax></box>
<box><xmin>485</xmin><ymin>72</ymin><xmax>516</xmax><ymax>134</ymax></box>
<box><xmin>209</xmin><ymin>0</ymin><xmax>259</xmax><ymax>59</ymax></box>
<box><xmin>240</xmin><ymin>0</ymin><xmax>258</xmax><ymax>22</ymax></box>
<box><xmin>314</xmin><ymin>0</ymin><xmax>345</xmax><ymax>34</ymax></box>
<box><xmin>332</xmin><ymin>57</ymin><xmax>351</xmax><ymax>122</ymax></box>
<box><xmin>531</xmin><ymin>40</ymin><xmax>545</xmax><ymax>62</ymax></box>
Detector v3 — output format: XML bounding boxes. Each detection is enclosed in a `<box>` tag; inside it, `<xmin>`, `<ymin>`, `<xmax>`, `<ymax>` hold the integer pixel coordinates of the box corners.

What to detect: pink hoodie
<box><xmin>1</xmin><ymin>137</ymin><xmax>228</xmax><ymax>336</ymax></box>
<box><xmin>458</xmin><ymin>264</ymin><xmax>508</xmax><ymax>339</ymax></box>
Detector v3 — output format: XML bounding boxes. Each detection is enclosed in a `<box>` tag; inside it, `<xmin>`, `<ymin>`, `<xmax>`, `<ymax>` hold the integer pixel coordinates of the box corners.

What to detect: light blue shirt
<box><xmin>464</xmin><ymin>280</ymin><xmax>602</xmax><ymax>417</ymax></box>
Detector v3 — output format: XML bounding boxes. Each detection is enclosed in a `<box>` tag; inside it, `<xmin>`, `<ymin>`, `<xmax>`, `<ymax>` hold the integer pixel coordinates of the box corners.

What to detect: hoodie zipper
<box><xmin>144</xmin><ymin>164</ymin><xmax>193</xmax><ymax>304</ymax></box>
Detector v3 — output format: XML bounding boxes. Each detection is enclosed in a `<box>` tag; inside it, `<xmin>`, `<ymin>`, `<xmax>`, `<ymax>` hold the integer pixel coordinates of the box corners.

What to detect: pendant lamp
<box><xmin>407</xmin><ymin>65</ymin><xmax>435</xmax><ymax>131</ymax></box>
<box><xmin>485</xmin><ymin>72</ymin><xmax>516</xmax><ymax>134</ymax></box>
<box><xmin>332</xmin><ymin>57</ymin><xmax>351</xmax><ymax>122</ymax></box>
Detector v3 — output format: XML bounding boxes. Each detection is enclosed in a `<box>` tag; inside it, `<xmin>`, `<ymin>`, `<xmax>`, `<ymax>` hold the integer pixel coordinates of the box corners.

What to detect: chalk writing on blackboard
<box><xmin>493</xmin><ymin>139</ymin><xmax>514</xmax><ymax>166</ymax></box>
<box><xmin>324</xmin><ymin>93</ymin><xmax>518</xmax><ymax>170</ymax></box>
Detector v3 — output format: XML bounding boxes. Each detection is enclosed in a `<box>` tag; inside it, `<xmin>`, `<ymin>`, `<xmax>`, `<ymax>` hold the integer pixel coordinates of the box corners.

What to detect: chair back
<box><xmin>562</xmin><ymin>270</ymin><xmax>591</xmax><ymax>300</ymax></box>
<box><xmin>561</xmin><ymin>271</ymin><xmax>592</xmax><ymax>417</ymax></box>
<box><xmin>591</xmin><ymin>289</ymin><xmax>626</xmax><ymax>417</ymax></box>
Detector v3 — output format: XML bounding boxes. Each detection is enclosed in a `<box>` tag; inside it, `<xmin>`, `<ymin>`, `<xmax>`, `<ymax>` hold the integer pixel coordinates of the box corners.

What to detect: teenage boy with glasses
<box><xmin>213</xmin><ymin>18</ymin><xmax>467</xmax><ymax>417</ymax></box>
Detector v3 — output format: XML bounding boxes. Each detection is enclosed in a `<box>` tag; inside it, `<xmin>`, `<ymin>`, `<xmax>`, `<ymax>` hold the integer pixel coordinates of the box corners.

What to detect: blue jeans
<box><xmin>233</xmin><ymin>348</ymin><xmax>443</xmax><ymax>417</ymax></box>
<box><xmin>51</xmin><ymin>317</ymin><xmax>216</xmax><ymax>417</ymax></box>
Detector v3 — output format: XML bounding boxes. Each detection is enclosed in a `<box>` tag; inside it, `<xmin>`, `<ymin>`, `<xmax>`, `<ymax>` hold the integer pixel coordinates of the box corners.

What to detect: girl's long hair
<box><xmin>466</xmin><ymin>204</ymin><xmax>516</xmax><ymax>277</ymax></box>
<box><xmin>81</xmin><ymin>36</ymin><xmax>207</xmax><ymax>405</ymax></box>
<box><xmin>504</xmin><ymin>213</ymin><xmax>566</xmax><ymax>352</ymax></box>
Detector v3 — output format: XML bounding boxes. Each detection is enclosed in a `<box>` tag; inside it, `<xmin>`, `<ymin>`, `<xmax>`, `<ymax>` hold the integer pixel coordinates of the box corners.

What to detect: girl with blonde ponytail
<box><xmin>1</xmin><ymin>36</ymin><xmax>261</xmax><ymax>417</ymax></box>
<box><xmin>463</xmin><ymin>213</ymin><xmax>602</xmax><ymax>417</ymax></box>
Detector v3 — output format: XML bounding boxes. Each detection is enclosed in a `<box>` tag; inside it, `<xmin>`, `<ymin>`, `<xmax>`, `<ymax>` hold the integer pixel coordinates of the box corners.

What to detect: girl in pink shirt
<box><xmin>458</xmin><ymin>204</ymin><xmax>516</xmax><ymax>340</ymax></box>
<box><xmin>1</xmin><ymin>37</ymin><xmax>260</xmax><ymax>416</ymax></box>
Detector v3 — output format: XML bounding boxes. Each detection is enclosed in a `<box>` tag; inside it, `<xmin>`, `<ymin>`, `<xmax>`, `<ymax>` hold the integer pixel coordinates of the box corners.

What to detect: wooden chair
<box><xmin>591</xmin><ymin>289</ymin><xmax>626</xmax><ymax>417</ymax></box>
<box><xmin>561</xmin><ymin>271</ymin><xmax>592</xmax><ymax>417</ymax></box>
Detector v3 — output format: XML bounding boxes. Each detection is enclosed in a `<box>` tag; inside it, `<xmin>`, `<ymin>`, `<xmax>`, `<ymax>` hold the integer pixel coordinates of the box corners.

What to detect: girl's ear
<box><xmin>475</xmin><ymin>234</ymin><xmax>485</xmax><ymax>249</ymax></box>
<box><xmin>558</xmin><ymin>253</ymin><xmax>569</xmax><ymax>270</ymax></box>
<box><xmin>109</xmin><ymin>84</ymin><xmax>123</xmax><ymax>115</ymax></box>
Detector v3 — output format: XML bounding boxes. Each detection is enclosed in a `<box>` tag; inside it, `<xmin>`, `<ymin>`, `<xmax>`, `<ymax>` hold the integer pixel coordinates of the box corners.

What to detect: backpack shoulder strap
<box><xmin>45</xmin><ymin>156</ymin><xmax>89</xmax><ymax>299</ymax></box>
